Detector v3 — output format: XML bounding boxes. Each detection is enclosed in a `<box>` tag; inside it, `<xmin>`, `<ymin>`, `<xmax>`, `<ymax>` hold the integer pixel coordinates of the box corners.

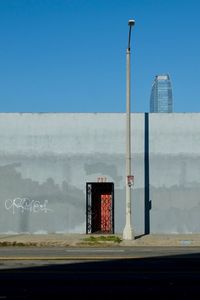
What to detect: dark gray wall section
<box><xmin>0</xmin><ymin>113</ymin><xmax>199</xmax><ymax>234</ymax></box>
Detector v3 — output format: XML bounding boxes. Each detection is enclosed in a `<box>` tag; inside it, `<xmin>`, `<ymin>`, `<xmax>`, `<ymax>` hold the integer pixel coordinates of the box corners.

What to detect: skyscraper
<box><xmin>150</xmin><ymin>74</ymin><xmax>173</xmax><ymax>112</ymax></box>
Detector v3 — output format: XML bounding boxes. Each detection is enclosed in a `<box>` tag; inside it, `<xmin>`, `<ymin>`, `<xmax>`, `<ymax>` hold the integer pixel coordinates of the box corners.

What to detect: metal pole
<box><xmin>123</xmin><ymin>20</ymin><xmax>135</xmax><ymax>240</ymax></box>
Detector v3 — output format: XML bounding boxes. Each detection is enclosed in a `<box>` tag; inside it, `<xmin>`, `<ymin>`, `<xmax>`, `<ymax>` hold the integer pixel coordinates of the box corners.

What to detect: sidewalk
<box><xmin>121</xmin><ymin>234</ymin><xmax>200</xmax><ymax>247</ymax></box>
<box><xmin>1</xmin><ymin>233</ymin><xmax>200</xmax><ymax>247</ymax></box>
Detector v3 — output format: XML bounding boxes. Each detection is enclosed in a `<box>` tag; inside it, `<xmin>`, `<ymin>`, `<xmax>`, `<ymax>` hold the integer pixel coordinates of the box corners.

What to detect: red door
<box><xmin>101</xmin><ymin>194</ymin><xmax>112</xmax><ymax>233</ymax></box>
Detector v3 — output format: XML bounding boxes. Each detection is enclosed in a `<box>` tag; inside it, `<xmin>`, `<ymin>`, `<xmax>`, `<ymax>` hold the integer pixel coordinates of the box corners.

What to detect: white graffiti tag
<box><xmin>5</xmin><ymin>198</ymin><xmax>53</xmax><ymax>214</ymax></box>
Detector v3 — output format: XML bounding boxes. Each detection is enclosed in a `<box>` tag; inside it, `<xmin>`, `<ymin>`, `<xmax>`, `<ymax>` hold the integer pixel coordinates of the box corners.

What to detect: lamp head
<box><xmin>128</xmin><ymin>19</ymin><xmax>135</xmax><ymax>27</ymax></box>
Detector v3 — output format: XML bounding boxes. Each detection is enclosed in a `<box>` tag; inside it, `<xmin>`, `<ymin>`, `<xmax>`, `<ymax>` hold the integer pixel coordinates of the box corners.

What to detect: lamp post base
<box><xmin>123</xmin><ymin>223</ymin><xmax>134</xmax><ymax>240</ymax></box>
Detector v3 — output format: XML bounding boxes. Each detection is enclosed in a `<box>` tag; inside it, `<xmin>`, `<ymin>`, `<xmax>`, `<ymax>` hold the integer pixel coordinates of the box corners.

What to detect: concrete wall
<box><xmin>0</xmin><ymin>113</ymin><xmax>199</xmax><ymax>234</ymax></box>
<box><xmin>148</xmin><ymin>114</ymin><xmax>200</xmax><ymax>233</ymax></box>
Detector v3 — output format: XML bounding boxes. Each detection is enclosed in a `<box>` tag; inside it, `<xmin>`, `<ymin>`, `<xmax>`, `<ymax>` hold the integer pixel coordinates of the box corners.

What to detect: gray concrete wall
<box><xmin>148</xmin><ymin>114</ymin><xmax>200</xmax><ymax>233</ymax></box>
<box><xmin>0</xmin><ymin>113</ymin><xmax>199</xmax><ymax>234</ymax></box>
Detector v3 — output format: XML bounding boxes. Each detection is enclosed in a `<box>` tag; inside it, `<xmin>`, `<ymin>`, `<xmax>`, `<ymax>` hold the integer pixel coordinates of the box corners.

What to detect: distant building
<box><xmin>150</xmin><ymin>74</ymin><xmax>173</xmax><ymax>112</ymax></box>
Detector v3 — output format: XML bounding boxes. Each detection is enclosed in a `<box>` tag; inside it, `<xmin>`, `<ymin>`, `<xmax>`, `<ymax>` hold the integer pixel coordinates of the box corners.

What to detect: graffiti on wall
<box><xmin>5</xmin><ymin>198</ymin><xmax>53</xmax><ymax>215</ymax></box>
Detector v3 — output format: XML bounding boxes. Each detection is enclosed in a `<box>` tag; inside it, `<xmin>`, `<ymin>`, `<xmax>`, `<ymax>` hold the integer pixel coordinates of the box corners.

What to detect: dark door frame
<box><xmin>86</xmin><ymin>182</ymin><xmax>114</xmax><ymax>234</ymax></box>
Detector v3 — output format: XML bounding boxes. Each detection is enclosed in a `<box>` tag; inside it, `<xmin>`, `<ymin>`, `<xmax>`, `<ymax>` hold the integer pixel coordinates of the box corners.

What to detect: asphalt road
<box><xmin>1</xmin><ymin>246</ymin><xmax>200</xmax><ymax>260</ymax></box>
<box><xmin>0</xmin><ymin>247</ymin><xmax>200</xmax><ymax>299</ymax></box>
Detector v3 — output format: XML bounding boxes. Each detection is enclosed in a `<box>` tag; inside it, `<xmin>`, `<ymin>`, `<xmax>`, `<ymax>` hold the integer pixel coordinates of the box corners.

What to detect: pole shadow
<box><xmin>144</xmin><ymin>113</ymin><xmax>151</xmax><ymax>234</ymax></box>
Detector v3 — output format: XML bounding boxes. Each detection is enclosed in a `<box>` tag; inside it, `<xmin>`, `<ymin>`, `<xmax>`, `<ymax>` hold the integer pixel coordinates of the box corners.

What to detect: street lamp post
<box><xmin>123</xmin><ymin>19</ymin><xmax>135</xmax><ymax>240</ymax></box>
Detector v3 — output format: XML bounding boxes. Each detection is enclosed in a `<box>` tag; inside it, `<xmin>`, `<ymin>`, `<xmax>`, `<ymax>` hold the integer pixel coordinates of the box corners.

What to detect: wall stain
<box><xmin>0</xmin><ymin>163</ymin><xmax>85</xmax><ymax>233</ymax></box>
<box><xmin>85</xmin><ymin>161</ymin><xmax>122</xmax><ymax>184</ymax></box>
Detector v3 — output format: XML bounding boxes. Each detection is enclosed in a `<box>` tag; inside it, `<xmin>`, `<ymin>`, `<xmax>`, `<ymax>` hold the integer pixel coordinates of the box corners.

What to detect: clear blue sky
<box><xmin>0</xmin><ymin>0</ymin><xmax>199</xmax><ymax>112</ymax></box>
